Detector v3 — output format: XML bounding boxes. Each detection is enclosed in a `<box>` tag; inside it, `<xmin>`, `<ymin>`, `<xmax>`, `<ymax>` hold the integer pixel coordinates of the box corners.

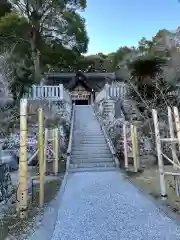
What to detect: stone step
<box><xmin>73</xmin><ymin>140</ymin><xmax>106</xmax><ymax>144</ymax></box>
<box><xmin>72</xmin><ymin>145</ymin><xmax>109</xmax><ymax>149</ymax></box>
<box><xmin>72</xmin><ymin>149</ymin><xmax>111</xmax><ymax>154</ymax></box>
<box><xmin>71</xmin><ymin>159</ymin><xmax>113</xmax><ymax>163</ymax></box>
<box><xmin>71</xmin><ymin>144</ymin><xmax>108</xmax><ymax>148</ymax></box>
<box><xmin>73</xmin><ymin>132</ymin><xmax>103</xmax><ymax>135</ymax></box>
<box><xmin>69</xmin><ymin>162</ymin><xmax>116</xmax><ymax>168</ymax></box>
<box><xmin>68</xmin><ymin>166</ymin><xmax>118</xmax><ymax>173</ymax></box>
<box><xmin>74</xmin><ymin>139</ymin><xmax>106</xmax><ymax>142</ymax></box>
<box><xmin>73</xmin><ymin>136</ymin><xmax>105</xmax><ymax>139</ymax></box>
<box><xmin>71</xmin><ymin>155</ymin><xmax>112</xmax><ymax>160</ymax></box>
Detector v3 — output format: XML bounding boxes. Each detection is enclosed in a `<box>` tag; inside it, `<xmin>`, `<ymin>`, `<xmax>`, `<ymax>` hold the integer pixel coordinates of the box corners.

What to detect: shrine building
<box><xmin>43</xmin><ymin>71</ymin><xmax>116</xmax><ymax>105</ymax></box>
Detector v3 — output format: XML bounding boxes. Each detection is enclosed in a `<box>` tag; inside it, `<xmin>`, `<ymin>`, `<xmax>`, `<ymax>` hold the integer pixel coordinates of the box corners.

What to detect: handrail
<box><xmin>92</xmin><ymin>104</ymin><xmax>120</xmax><ymax>168</ymax></box>
<box><xmin>66</xmin><ymin>103</ymin><xmax>75</xmax><ymax>170</ymax></box>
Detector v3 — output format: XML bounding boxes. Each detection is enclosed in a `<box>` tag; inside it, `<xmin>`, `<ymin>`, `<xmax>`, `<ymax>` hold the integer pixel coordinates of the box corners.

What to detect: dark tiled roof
<box><xmin>43</xmin><ymin>72</ymin><xmax>116</xmax><ymax>91</ymax></box>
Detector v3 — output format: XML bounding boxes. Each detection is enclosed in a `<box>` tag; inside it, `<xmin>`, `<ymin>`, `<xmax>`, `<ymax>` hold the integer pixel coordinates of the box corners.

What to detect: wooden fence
<box><xmin>123</xmin><ymin>123</ymin><xmax>140</xmax><ymax>172</ymax></box>
<box><xmin>152</xmin><ymin>106</ymin><xmax>180</xmax><ymax>198</ymax></box>
<box><xmin>17</xmin><ymin>98</ymin><xmax>60</xmax><ymax>219</ymax></box>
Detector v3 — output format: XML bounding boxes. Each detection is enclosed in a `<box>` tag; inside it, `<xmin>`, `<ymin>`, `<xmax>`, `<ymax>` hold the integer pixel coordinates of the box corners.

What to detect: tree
<box><xmin>112</xmin><ymin>47</ymin><xmax>133</xmax><ymax>69</ymax></box>
<box><xmin>10</xmin><ymin>0</ymin><xmax>89</xmax><ymax>81</ymax></box>
<box><xmin>41</xmin><ymin>39</ymin><xmax>81</xmax><ymax>71</ymax></box>
<box><xmin>138</xmin><ymin>37</ymin><xmax>154</xmax><ymax>55</ymax></box>
<box><xmin>0</xmin><ymin>13</ymin><xmax>30</xmax><ymax>55</ymax></box>
<box><xmin>0</xmin><ymin>0</ymin><xmax>12</xmax><ymax>18</ymax></box>
<box><xmin>9</xmin><ymin>58</ymin><xmax>34</xmax><ymax>102</ymax></box>
<box><xmin>128</xmin><ymin>56</ymin><xmax>168</xmax><ymax>99</ymax></box>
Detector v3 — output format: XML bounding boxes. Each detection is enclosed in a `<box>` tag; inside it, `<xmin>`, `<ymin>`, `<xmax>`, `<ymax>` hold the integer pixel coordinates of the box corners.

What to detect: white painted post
<box><xmin>37</xmin><ymin>86</ymin><xmax>41</xmax><ymax>99</ymax></box>
<box><xmin>152</xmin><ymin>109</ymin><xmax>167</xmax><ymax>198</ymax></box>
<box><xmin>44</xmin><ymin>86</ymin><xmax>48</xmax><ymax>98</ymax></box>
<box><xmin>32</xmin><ymin>85</ymin><xmax>36</xmax><ymax>99</ymax></box>
<box><xmin>123</xmin><ymin>123</ymin><xmax>128</xmax><ymax>170</ymax></box>
<box><xmin>52</xmin><ymin>86</ymin><xmax>55</xmax><ymax>98</ymax></box>
<box><xmin>55</xmin><ymin>86</ymin><xmax>58</xmax><ymax>98</ymax></box>
<box><xmin>168</xmin><ymin>106</ymin><xmax>178</xmax><ymax>169</ymax></box>
<box><xmin>105</xmin><ymin>83</ymin><xmax>109</xmax><ymax>99</ymax></box>
<box><xmin>40</xmin><ymin>85</ymin><xmax>44</xmax><ymax>98</ymax></box>
<box><xmin>59</xmin><ymin>84</ymin><xmax>63</xmax><ymax>100</ymax></box>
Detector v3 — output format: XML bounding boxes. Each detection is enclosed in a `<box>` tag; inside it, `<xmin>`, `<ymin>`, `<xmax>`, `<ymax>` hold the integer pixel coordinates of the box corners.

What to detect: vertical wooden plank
<box><xmin>168</xmin><ymin>106</ymin><xmax>178</xmax><ymax>169</ymax></box>
<box><xmin>131</xmin><ymin>125</ymin><xmax>138</xmax><ymax>172</ymax></box>
<box><xmin>38</xmin><ymin>108</ymin><xmax>44</xmax><ymax>207</ymax></box>
<box><xmin>19</xmin><ymin>98</ymin><xmax>28</xmax><ymax>218</ymax></box>
<box><xmin>54</xmin><ymin>128</ymin><xmax>59</xmax><ymax>175</ymax></box>
<box><xmin>52</xmin><ymin>128</ymin><xmax>56</xmax><ymax>173</ymax></box>
<box><xmin>123</xmin><ymin>123</ymin><xmax>128</xmax><ymax>170</ymax></box>
<box><xmin>134</xmin><ymin>125</ymin><xmax>140</xmax><ymax>170</ymax></box>
<box><xmin>152</xmin><ymin>109</ymin><xmax>167</xmax><ymax>198</ymax></box>
<box><xmin>44</xmin><ymin>128</ymin><xmax>48</xmax><ymax>174</ymax></box>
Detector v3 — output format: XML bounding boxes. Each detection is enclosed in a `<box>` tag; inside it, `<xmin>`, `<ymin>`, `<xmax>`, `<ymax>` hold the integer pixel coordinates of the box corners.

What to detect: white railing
<box><xmin>27</xmin><ymin>84</ymin><xmax>64</xmax><ymax>100</ymax></box>
<box><xmin>95</xmin><ymin>84</ymin><xmax>109</xmax><ymax>103</ymax></box>
<box><xmin>167</xmin><ymin>90</ymin><xmax>180</xmax><ymax>96</ymax></box>
<box><xmin>108</xmin><ymin>83</ymin><xmax>128</xmax><ymax>98</ymax></box>
<box><xmin>95</xmin><ymin>83</ymin><xmax>129</xmax><ymax>103</ymax></box>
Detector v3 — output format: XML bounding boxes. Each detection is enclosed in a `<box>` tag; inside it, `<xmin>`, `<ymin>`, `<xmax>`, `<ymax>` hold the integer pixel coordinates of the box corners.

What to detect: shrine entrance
<box><xmin>74</xmin><ymin>99</ymin><xmax>89</xmax><ymax>105</ymax></box>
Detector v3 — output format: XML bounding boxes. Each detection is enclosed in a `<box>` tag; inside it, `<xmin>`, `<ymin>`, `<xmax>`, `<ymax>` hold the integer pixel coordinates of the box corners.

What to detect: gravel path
<box><xmin>51</xmin><ymin>170</ymin><xmax>180</xmax><ymax>240</ymax></box>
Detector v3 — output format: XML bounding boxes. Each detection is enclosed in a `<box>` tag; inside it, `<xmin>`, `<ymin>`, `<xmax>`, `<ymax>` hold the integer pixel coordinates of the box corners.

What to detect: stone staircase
<box><xmin>69</xmin><ymin>105</ymin><xmax>116</xmax><ymax>171</ymax></box>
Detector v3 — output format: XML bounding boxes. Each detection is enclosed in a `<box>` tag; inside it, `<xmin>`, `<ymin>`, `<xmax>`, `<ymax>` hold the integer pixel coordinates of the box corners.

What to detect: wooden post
<box><xmin>174</xmin><ymin>107</ymin><xmax>180</xmax><ymax>157</ymax></box>
<box><xmin>54</xmin><ymin>128</ymin><xmax>59</xmax><ymax>175</ymax></box>
<box><xmin>168</xmin><ymin>106</ymin><xmax>178</xmax><ymax>169</ymax></box>
<box><xmin>52</xmin><ymin>128</ymin><xmax>55</xmax><ymax>173</ymax></box>
<box><xmin>152</xmin><ymin>109</ymin><xmax>167</xmax><ymax>198</ymax></box>
<box><xmin>134</xmin><ymin>125</ymin><xmax>140</xmax><ymax>170</ymax></box>
<box><xmin>131</xmin><ymin>125</ymin><xmax>138</xmax><ymax>172</ymax></box>
<box><xmin>44</xmin><ymin>128</ymin><xmax>48</xmax><ymax>174</ymax></box>
<box><xmin>123</xmin><ymin>123</ymin><xmax>128</xmax><ymax>170</ymax></box>
<box><xmin>19</xmin><ymin>98</ymin><xmax>28</xmax><ymax>218</ymax></box>
<box><xmin>38</xmin><ymin>108</ymin><xmax>44</xmax><ymax>207</ymax></box>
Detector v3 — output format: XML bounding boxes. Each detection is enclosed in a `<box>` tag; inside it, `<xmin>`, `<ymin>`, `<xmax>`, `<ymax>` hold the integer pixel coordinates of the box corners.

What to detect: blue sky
<box><xmin>81</xmin><ymin>0</ymin><xmax>180</xmax><ymax>55</ymax></box>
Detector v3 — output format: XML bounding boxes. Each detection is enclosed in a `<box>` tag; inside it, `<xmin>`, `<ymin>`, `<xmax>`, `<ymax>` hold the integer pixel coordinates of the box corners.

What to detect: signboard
<box><xmin>70</xmin><ymin>90</ymin><xmax>90</xmax><ymax>100</ymax></box>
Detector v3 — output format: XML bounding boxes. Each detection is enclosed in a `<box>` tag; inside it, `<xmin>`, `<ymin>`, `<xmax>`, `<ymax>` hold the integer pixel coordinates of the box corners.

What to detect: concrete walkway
<box><xmin>50</xmin><ymin>170</ymin><xmax>180</xmax><ymax>240</ymax></box>
<box><xmin>28</xmin><ymin>105</ymin><xmax>180</xmax><ymax>240</ymax></box>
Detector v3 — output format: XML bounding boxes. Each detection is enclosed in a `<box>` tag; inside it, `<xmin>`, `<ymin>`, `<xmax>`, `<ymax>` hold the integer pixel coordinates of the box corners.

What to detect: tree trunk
<box><xmin>30</xmin><ymin>28</ymin><xmax>40</xmax><ymax>83</ymax></box>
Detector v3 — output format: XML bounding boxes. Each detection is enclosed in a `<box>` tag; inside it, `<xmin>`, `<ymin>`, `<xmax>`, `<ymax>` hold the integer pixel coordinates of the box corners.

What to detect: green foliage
<box><xmin>112</xmin><ymin>47</ymin><xmax>133</xmax><ymax>69</ymax></box>
<box><xmin>9</xmin><ymin>57</ymin><xmax>34</xmax><ymax>102</ymax></box>
<box><xmin>9</xmin><ymin>0</ymin><xmax>88</xmax><ymax>53</ymax></box>
<box><xmin>0</xmin><ymin>0</ymin><xmax>12</xmax><ymax>18</ymax></box>
<box><xmin>41</xmin><ymin>39</ymin><xmax>81</xmax><ymax>71</ymax></box>
<box><xmin>7</xmin><ymin>0</ymin><xmax>88</xmax><ymax>79</ymax></box>
<box><xmin>128</xmin><ymin>56</ymin><xmax>169</xmax><ymax>99</ymax></box>
<box><xmin>129</xmin><ymin>56</ymin><xmax>166</xmax><ymax>79</ymax></box>
<box><xmin>0</xmin><ymin>13</ymin><xmax>30</xmax><ymax>55</ymax></box>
